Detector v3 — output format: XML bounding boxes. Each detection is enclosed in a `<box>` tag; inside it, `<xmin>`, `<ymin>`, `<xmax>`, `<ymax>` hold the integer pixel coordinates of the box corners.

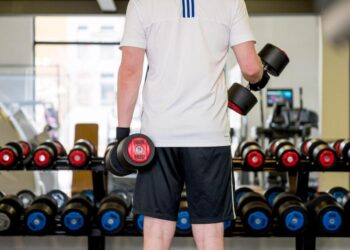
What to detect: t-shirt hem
<box><xmin>151</xmin><ymin>139</ymin><xmax>232</xmax><ymax>147</ymax></box>
<box><xmin>119</xmin><ymin>40</ymin><xmax>146</xmax><ymax>50</ymax></box>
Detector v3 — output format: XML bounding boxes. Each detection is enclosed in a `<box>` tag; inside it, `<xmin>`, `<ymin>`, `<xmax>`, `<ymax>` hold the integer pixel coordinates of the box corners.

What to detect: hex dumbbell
<box><xmin>68</xmin><ymin>140</ymin><xmax>96</xmax><ymax>168</ymax></box>
<box><xmin>307</xmin><ymin>193</ymin><xmax>344</xmax><ymax>234</ymax></box>
<box><xmin>267</xmin><ymin>139</ymin><xmax>300</xmax><ymax>168</ymax></box>
<box><xmin>0</xmin><ymin>141</ymin><xmax>32</xmax><ymax>168</ymax></box>
<box><xmin>32</xmin><ymin>140</ymin><xmax>66</xmax><ymax>168</ymax></box>
<box><xmin>105</xmin><ymin>134</ymin><xmax>155</xmax><ymax>176</ymax></box>
<box><xmin>0</xmin><ymin>195</ymin><xmax>23</xmax><ymax>233</ymax></box>
<box><xmin>24</xmin><ymin>195</ymin><xmax>58</xmax><ymax>234</ymax></box>
<box><xmin>97</xmin><ymin>191</ymin><xmax>131</xmax><ymax>235</ymax></box>
<box><xmin>272</xmin><ymin>192</ymin><xmax>308</xmax><ymax>234</ymax></box>
<box><xmin>300</xmin><ymin>139</ymin><xmax>337</xmax><ymax>168</ymax></box>
<box><xmin>236</xmin><ymin>191</ymin><xmax>272</xmax><ymax>233</ymax></box>
<box><xmin>235</xmin><ymin>141</ymin><xmax>265</xmax><ymax>170</ymax></box>
<box><xmin>61</xmin><ymin>194</ymin><xmax>93</xmax><ymax>234</ymax></box>
<box><xmin>228</xmin><ymin>43</ymin><xmax>290</xmax><ymax>115</ymax></box>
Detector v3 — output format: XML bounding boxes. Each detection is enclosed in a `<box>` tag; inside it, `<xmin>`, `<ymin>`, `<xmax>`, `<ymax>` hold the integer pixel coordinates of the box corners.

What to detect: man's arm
<box><xmin>232</xmin><ymin>41</ymin><xmax>263</xmax><ymax>84</ymax></box>
<box><xmin>117</xmin><ymin>47</ymin><xmax>145</xmax><ymax>127</ymax></box>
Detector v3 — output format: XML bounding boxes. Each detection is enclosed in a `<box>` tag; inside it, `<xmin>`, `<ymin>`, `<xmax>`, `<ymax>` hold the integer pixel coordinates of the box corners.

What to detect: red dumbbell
<box><xmin>0</xmin><ymin>141</ymin><xmax>32</xmax><ymax>168</ymax></box>
<box><xmin>335</xmin><ymin>140</ymin><xmax>350</xmax><ymax>162</ymax></box>
<box><xmin>300</xmin><ymin>139</ymin><xmax>336</xmax><ymax>168</ymax></box>
<box><xmin>68</xmin><ymin>140</ymin><xmax>96</xmax><ymax>168</ymax></box>
<box><xmin>236</xmin><ymin>141</ymin><xmax>265</xmax><ymax>170</ymax></box>
<box><xmin>32</xmin><ymin>140</ymin><xmax>66</xmax><ymax>168</ymax></box>
<box><xmin>267</xmin><ymin>139</ymin><xmax>300</xmax><ymax>168</ymax></box>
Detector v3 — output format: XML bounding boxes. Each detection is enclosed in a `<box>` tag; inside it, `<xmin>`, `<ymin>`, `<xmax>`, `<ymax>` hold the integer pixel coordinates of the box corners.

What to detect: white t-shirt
<box><xmin>120</xmin><ymin>0</ymin><xmax>255</xmax><ymax>147</ymax></box>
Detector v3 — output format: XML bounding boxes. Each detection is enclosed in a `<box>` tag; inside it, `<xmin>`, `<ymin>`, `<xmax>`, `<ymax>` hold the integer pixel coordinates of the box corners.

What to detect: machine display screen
<box><xmin>266</xmin><ymin>89</ymin><xmax>293</xmax><ymax>108</ymax></box>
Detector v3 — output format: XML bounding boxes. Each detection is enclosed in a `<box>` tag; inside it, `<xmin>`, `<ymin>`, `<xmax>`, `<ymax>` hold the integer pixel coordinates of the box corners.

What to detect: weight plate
<box><xmin>258</xmin><ymin>43</ymin><xmax>289</xmax><ymax>77</ymax></box>
<box><xmin>100</xmin><ymin>210</ymin><xmax>122</xmax><ymax>233</ymax></box>
<box><xmin>228</xmin><ymin>83</ymin><xmax>257</xmax><ymax>116</ymax></box>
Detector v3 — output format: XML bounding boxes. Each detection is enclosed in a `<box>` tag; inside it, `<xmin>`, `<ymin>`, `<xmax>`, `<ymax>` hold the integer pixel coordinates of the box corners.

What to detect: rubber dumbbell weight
<box><xmin>228</xmin><ymin>43</ymin><xmax>290</xmax><ymax>115</ymax></box>
<box><xmin>24</xmin><ymin>195</ymin><xmax>58</xmax><ymax>234</ymax></box>
<box><xmin>0</xmin><ymin>195</ymin><xmax>23</xmax><ymax>233</ymax></box>
<box><xmin>236</xmin><ymin>191</ymin><xmax>272</xmax><ymax>233</ymax></box>
<box><xmin>234</xmin><ymin>187</ymin><xmax>254</xmax><ymax>206</ymax></box>
<box><xmin>105</xmin><ymin>134</ymin><xmax>155</xmax><ymax>176</ymax></box>
<box><xmin>0</xmin><ymin>141</ymin><xmax>32</xmax><ymax>168</ymax></box>
<box><xmin>97</xmin><ymin>192</ymin><xmax>131</xmax><ymax>235</ymax></box>
<box><xmin>300</xmin><ymin>139</ymin><xmax>337</xmax><ymax>168</ymax></box>
<box><xmin>47</xmin><ymin>189</ymin><xmax>69</xmax><ymax>211</ymax></box>
<box><xmin>176</xmin><ymin>196</ymin><xmax>192</xmax><ymax>236</ymax></box>
<box><xmin>235</xmin><ymin>141</ymin><xmax>265</xmax><ymax>170</ymax></box>
<box><xmin>272</xmin><ymin>192</ymin><xmax>308</xmax><ymax>234</ymax></box>
<box><xmin>328</xmin><ymin>187</ymin><xmax>348</xmax><ymax>205</ymax></box>
<box><xmin>0</xmin><ymin>191</ymin><xmax>6</xmax><ymax>199</ymax></box>
<box><xmin>307</xmin><ymin>192</ymin><xmax>344</xmax><ymax>234</ymax></box>
<box><xmin>32</xmin><ymin>140</ymin><xmax>66</xmax><ymax>168</ymax></box>
<box><xmin>134</xmin><ymin>214</ymin><xmax>144</xmax><ymax>234</ymax></box>
<box><xmin>17</xmin><ymin>189</ymin><xmax>36</xmax><ymax>209</ymax></box>
<box><xmin>68</xmin><ymin>139</ymin><xmax>96</xmax><ymax>168</ymax></box>
<box><xmin>330</xmin><ymin>139</ymin><xmax>345</xmax><ymax>157</ymax></box>
<box><xmin>264</xmin><ymin>186</ymin><xmax>285</xmax><ymax>207</ymax></box>
<box><xmin>61</xmin><ymin>194</ymin><xmax>93</xmax><ymax>234</ymax></box>
<box><xmin>267</xmin><ymin>139</ymin><xmax>300</xmax><ymax>168</ymax></box>
<box><xmin>337</xmin><ymin>140</ymin><xmax>350</xmax><ymax>162</ymax></box>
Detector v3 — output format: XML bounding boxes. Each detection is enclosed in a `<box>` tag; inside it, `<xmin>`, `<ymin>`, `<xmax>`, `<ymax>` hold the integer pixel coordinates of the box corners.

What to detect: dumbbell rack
<box><xmin>0</xmin><ymin>157</ymin><xmax>108</xmax><ymax>250</ymax></box>
<box><xmin>232</xmin><ymin>158</ymin><xmax>350</xmax><ymax>250</ymax></box>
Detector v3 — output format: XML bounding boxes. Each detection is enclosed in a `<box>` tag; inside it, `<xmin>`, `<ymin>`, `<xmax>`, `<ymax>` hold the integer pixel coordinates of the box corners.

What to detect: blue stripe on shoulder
<box><xmin>191</xmin><ymin>0</ymin><xmax>195</xmax><ymax>17</ymax></box>
<box><xmin>186</xmin><ymin>0</ymin><xmax>190</xmax><ymax>17</ymax></box>
<box><xmin>182</xmin><ymin>0</ymin><xmax>185</xmax><ymax>17</ymax></box>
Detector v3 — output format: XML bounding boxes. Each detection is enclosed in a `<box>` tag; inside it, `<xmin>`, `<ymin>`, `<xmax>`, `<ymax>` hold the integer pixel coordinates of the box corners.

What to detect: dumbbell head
<box><xmin>61</xmin><ymin>195</ymin><xmax>93</xmax><ymax>234</ymax></box>
<box><xmin>117</xmin><ymin>134</ymin><xmax>155</xmax><ymax>171</ymax></box>
<box><xmin>110</xmin><ymin>190</ymin><xmax>132</xmax><ymax>213</ymax></box>
<box><xmin>328</xmin><ymin>187</ymin><xmax>348</xmax><ymax>205</ymax></box>
<box><xmin>0</xmin><ymin>195</ymin><xmax>23</xmax><ymax>232</ymax></box>
<box><xmin>0</xmin><ymin>192</ymin><xmax>5</xmax><ymax>199</ymax></box>
<box><xmin>307</xmin><ymin>193</ymin><xmax>344</xmax><ymax>234</ymax></box>
<box><xmin>105</xmin><ymin>142</ymin><xmax>134</xmax><ymax>176</ymax></box>
<box><xmin>47</xmin><ymin>190</ymin><xmax>69</xmax><ymax>211</ymax></box>
<box><xmin>24</xmin><ymin>195</ymin><xmax>58</xmax><ymax>234</ymax></box>
<box><xmin>32</xmin><ymin>140</ymin><xmax>65</xmax><ymax>168</ymax></box>
<box><xmin>0</xmin><ymin>142</ymin><xmax>24</xmax><ymax>168</ymax></box>
<box><xmin>264</xmin><ymin>186</ymin><xmax>285</xmax><ymax>207</ymax></box>
<box><xmin>272</xmin><ymin>193</ymin><xmax>308</xmax><ymax>234</ymax></box>
<box><xmin>98</xmin><ymin>194</ymin><xmax>128</xmax><ymax>235</ymax></box>
<box><xmin>176</xmin><ymin>197</ymin><xmax>191</xmax><ymax>235</ymax></box>
<box><xmin>236</xmin><ymin>192</ymin><xmax>272</xmax><ymax>233</ymax></box>
<box><xmin>339</xmin><ymin>140</ymin><xmax>350</xmax><ymax>161</ymax></box>
<box><xmin>238</xmin><ymin>141</ymin><xmax>265</xmax><ymax>170</ymax></box>
<box><xmin>259</xmin><ymin>43</ymin><xmax>290</xmax><ymax>77</ymax></box>
<box><xmin>234</xmin><ymin>187</ymin><xmax>254</xmax><ymax>205</ymax></box>
<box><xmin>224</xmin><ymin>219</ymin><xmax>234</xmax><ymax>234</ymax></box>
<box><xmin>301</xmin><ymin>139</ymin><xmax>336</xmax><ymax>168</ymax></box>
<box><xmin>68</xmin><ymin>139</ymin><xmax>96</xmax><ymax>168</ymax></box>
<box><xmin>330</xmin><ymin>139</ymin><xmax>345</xmax><ymax>157</ymax></box>
<box><xmin>17</xmin><ymin>189</ymin><xmax>36</xmax><ymax>209</ymax></box>
<box><xmin>269</xmin><ymin>139</ymin><xmax>300</xmax><ymax>168</ymax></box>
<box><xmin>134</xmin><ymin>214</ymin><xmax>144</xmax><ymax>234</ymax></box>
<box><xmin>228</xmin><ymin>83</ymin><xmax>258</xmax><ymax>116</ymax></box>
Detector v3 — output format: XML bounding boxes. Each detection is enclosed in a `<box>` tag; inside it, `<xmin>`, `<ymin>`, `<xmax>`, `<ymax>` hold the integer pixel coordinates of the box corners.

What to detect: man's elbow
<box><xmin>242</xmin><ymin>64</ymin><xmax>262</xmax><ymax>83</ymax></box>
<box><xmin>119</xmin><ymin>63</ymin><xmax>142</xmax><ymax>80</ymax></box>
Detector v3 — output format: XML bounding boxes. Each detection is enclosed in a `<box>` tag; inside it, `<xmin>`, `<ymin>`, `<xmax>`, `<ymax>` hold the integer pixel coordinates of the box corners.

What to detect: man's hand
<box><xmin>232</xmin><ymin>41</ymin><xmax>263</xmax><ymax>84</ymax></box>
<box><xmin>117</xmin><ymin>46</ymin><xmax>145</xmax><ymax>128</ymax></box>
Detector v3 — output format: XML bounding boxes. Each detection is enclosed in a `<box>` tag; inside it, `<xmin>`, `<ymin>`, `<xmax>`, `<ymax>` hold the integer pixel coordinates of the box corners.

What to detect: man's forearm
<box><xmin>117</xmin><ymin>65</ymin><xmax>143</xmax><ymax>128</ymax></box>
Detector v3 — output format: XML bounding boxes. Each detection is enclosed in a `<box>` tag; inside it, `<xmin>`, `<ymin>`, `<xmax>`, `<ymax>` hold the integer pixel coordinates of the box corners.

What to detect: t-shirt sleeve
<box><xmin>229</xmin><ymin>0</ymin><xmax>255</xmax><ymax>47</ymax></box>
<box><xmin>120</xmin><ymin>0</ymin><xmax>147</xmax><ymax>49</ymax></box>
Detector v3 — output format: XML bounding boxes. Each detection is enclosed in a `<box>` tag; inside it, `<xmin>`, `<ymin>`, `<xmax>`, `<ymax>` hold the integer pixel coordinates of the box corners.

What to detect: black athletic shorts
<box><xmin>133</xmin><ymin>147</ymin><xmax>234</xmax><ymax>224</ymax></box>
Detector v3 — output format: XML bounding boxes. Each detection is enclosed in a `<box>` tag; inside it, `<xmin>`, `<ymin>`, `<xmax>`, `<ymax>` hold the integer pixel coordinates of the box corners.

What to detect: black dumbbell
<box><xmin>235</xmin><ymin>141</ymin><xmax>265</xmax><ymax>170</ymax></box>
<box><xmin>97</xmin><ymin>192</ymin><xmax>131</xmax><ymax>235</ymax></box>
<box><xmin>176</xmin><ymin>196</ymin><xmax>192</xmax><ymax>236</ymax></box>
<box><xmin>0</xmin><ymin>141</ymin><xmax>32</xmax><ymax>168</ymax></box>
<box><xmin>32</xmin><ymin>140</ymin><xmax>66</xmax><ymax>168</ymax></box>
<box><xmin>0</xmin><ymin>191</ymin><xmax>6</xmax><ymax>199</ymax></box>
<box><xmin>0</xmin><ymin>195</ymin><xmax>23</xmax><ymax>233</ymax></box>
<box><xmin>105</xmin><ymin>134</ymin><xmax>156</xmax><ymax>176</ymax></box>
<box><xmin>328</xmin><ymin>187</ymin><xmax>348</xmax><ymax>205</ymax></box>
<box><xmin>47</xmin><ymin>190</ymin><xmax>69</xmax><ymax>211</ymax></box>
<box><xmin>264</xmin><ymin>186</ymin><xmax>285</xmax><ymax>207</ymax></box>
<box><xmin>17</xmin><ymin>189</ymin><xmax>36</xmax><ymax>209</ymax></box>
<box><xmin>272</xmin><ymin>192</ymin><xmax>308</xmax><ymax>234</ymax></box>
<box><xmin>134</xmin><ymin>214</ymin><xmax>144</xmax><ymax>234</ymax></box>
<box><xmin>228</xmin><ymin>43</ymin><xmax>290</xmax><ymax>116</ymax></box>
<box><xmin>80</xmin><ymin>189</ymin><xmax>94</xmax><ymax>203</ymax></box>
<box><xmin>336</xmin><ymin>140</ymin><xmax>350</xmax><ymax>162</ymax></box>
<box><xmin>68</xmin><ymin>140</ymin><xmax>96</xmax><ymax>168</ymax></box>
<box><xmin>224</xmin><ymin>219</ymin><xmax>234</xmax><ymax>234</ymax></box>
<box><xmin>236</xmin><ymin>191</ymin><xmax>272</xmax><ymax>233</ymax></box>
<box><xmin>61</xmin><ymin>194</ymin><xmax>93</xmax><ymax>234</ymax></box>
<box><xmin>300</xmin><ymin>139</ymin><xmax>337</xmax><ymax>168</ymax></box>
<box><xmin>307</xmin><ymin>192</ymin><xmax>344</xmax><ymax>234</ymax></box>
<box><xmin>24</xmin><ymin>195</ymin><xmax>58</xmax><ymax>234</ymax></box>
<box><xmin>234</xmin><ymin>187</ymin><xmax>254</xmax><ymax>206</ymax></box>
<box><xmin>267</xmin><ymin>139</ymin><xmax>300</xmax><ymax>168</ymax></box>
